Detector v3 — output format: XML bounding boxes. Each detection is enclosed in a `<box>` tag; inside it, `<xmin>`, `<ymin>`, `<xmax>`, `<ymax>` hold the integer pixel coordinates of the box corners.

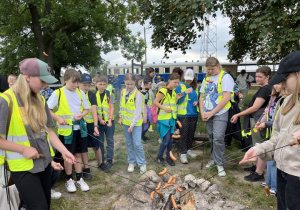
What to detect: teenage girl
<box><xmin>0</xmin><ymin>58</ymin><xmax>75</xmax><ymax>209</ymax></box>
<box><xmin>240</xmin><ymin>51</ymin><xmax>300</xmax><ymax>209</ymax></box>
<box><xmin>119</xmin><ymin>73</ymin><xmax>147</xmax><ymax>174</ymax></box>
<box><xmin>154</xmin><ymin>73</ymin><xmax>182</xmax><ymax>166</ymax></box>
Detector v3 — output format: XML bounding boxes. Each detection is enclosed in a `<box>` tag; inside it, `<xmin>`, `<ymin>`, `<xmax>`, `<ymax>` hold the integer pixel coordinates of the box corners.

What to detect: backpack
<box><xmin>150</xmin><ymin>105</ymin><xmax>158</xmax><ymax>124</ymax></box>
<box><xmin>142</xmin><ymin>104</ymin><xmax>152</xmax><ymax>131</ymax></box>
<box><xmin>225</xmin><ymin>100</ymin><xmax>242</xmax><ymax>146</ymax></box>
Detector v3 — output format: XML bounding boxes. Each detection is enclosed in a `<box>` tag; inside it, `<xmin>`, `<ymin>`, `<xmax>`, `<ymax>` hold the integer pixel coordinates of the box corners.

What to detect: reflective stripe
<box><xmin>102</xmin><ymin>107</ymin><xmax>109</xmax><ymax>111</ymax></box>
<box><xmin>121</xmin><ymin>115</ymin><xmax>133</xmax><ymax>120</ymax></box>
<box><xmin>57</xmin><ymin>125</ymin><xmax>72</xmax><ymax>129</ymax></box>
<box><xmin>0</xmin><ymin>150</ymin><xmax>5</xmax><ymax>156</ymax></box>
<box><xmin>120</xmin><ymin>107</ymin><xmax>135</xmax><ymax>114</ymax></box>
<box><xmin>218</xmin><ymin>92</ymin><xmax>234</xmax><ymax>100</ymax></box>
<box><xmin>97</xmin><ymin>107</ymin><xmax>101</xmax><ymax>110</ymax></box>
<box><xmin>159</xmin><ymin>111</ymin><xmax>171</xmax><ymax>115</ymax></box>
<box><xmin>7</xmin><ymin>135</ymin><xmax>29</xmax><ymax>143</ymax></box>
<box><xmin>85</xmin><ymin>116</ymin><xmax>93</xmax><ymax>120</ymax></box>
<box><xmin>177</xmin><ymin>106</ymin><xmax>186</xmax><ymax>110</ymax></box>
<box><xmin>162</xmin><ymin>103</ymin><xmax>176</xmax><ymax>107</ymax></box>
<box><xmin>58</xmin><ymin>115</ymin><xmax>73</xmax><ymax>119</ymax></box>
<box><xmin>6</xmin><ymin>152</ymin><xmax>24</xmax><ymax>160</ymax></box>
<box><xmin>102</xmin><ymin>114</ymin><xmax>110</xmax><ymax>117</ymax></box>
<box><xmin>0</xmin><ymin>135</ymin><xmax>6</xmax><ymax>139</ymax></box>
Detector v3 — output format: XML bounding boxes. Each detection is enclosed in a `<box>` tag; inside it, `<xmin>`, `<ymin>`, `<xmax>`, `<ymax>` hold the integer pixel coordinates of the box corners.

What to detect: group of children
<box><xmin>1</xmin><ymin>51</ymin><xmax>300</xmax><ymax>209</ymax></box>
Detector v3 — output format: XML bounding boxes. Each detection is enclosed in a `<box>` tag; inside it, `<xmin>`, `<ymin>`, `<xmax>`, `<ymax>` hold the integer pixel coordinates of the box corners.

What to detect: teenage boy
<box><xmin>94</xmin><ymin>75</ymin><xmax>115</xmax><ymax>170</ymax></box>
<box><xmin>140</xmin><ymin>77</ymin><xmax>153</xmax><ymax>143</ymax></box>
<box><xmin>79</xmin><ymin>73</ymin><xmax>109</xmax><ymax>174</ymax></box>
<box><xmin>48</xmin><ymin>69</ymin><xmax>90</xmax><ymax>193</ymax></box>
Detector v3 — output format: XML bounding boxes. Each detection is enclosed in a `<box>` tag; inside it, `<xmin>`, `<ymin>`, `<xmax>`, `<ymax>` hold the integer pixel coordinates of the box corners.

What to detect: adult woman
<box><xmin>176</xmin><ymin>69</ymin><xmax>199</xmax><ymax>164</ymax></box>
<box><xmin>231</xmin><ymin>66</ymin><xmax>272</xmax><ymax>182</ymax></box>
<box><xmin>199</xmin><ymin>57</ymin><xmax>234</xmax><ymax>177</ymax></box>
<box><xmin>0</xmin><ymin>58</ymin><xmax>75</xmax><ymax>209</ymax></box>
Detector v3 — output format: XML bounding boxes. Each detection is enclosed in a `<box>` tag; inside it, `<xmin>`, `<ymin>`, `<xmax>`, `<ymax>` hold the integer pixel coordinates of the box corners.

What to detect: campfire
<box><xmin>111</xmin><ymin>170</ymin><xmax>248</xmax><ymax>210</ymax></box>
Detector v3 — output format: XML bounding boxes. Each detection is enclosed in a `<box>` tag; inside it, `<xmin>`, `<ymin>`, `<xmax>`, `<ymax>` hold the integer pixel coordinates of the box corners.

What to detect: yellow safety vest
<box><xmin>55</xmin><ymin>88</ymin><xmax>83</xmax><ymax>136</ymax></box>
<box><xmin>242</xmin><ymin>130</ymin><xmax>252</xmax><ymax>137</ymax></box>
<box><xmin>0</xmin><ymin>89</ymin><xmax>54</xmax><ymax>171</ymax></box>
<box><xmin>0</xmin><ymin>93</ymin><xmax>4</xmax><ymax>165</ymax></box>
<box><xmin>158</xmin><ymin>88</ymin><xmax>177</xmax><ymax>120</ymax></box>
<box><xmin>203</xmin><ymin>70</ymin><xmax>234</xmax><ymax>110</ymax></box>
<box><xmin>177</xmin><ymin>83</ymin><xmax>199</xmax><ymax>115</ymax></box>
<box><xmin>147</xmin><ymin>90</ymin><xmax>153</xmax><ymax>108</ymax></box>
<box><xmin>120</xmin><ymin>89</ymin><xmax>144</xmax><ymax>126</ymax></box>
<box><xmin>84</xmin><ymin>91</ymin><xmax>94</xmax><ymax>123</ymax></box>
<box><xmin>265</xmin><ymin>98</ymin><xmax>284</xmax><ymax>139</ymax></box>
<box><xmin>96</xmin><ymin>90</ymin><xmax>115</xmax><ymax>121</ymax></box>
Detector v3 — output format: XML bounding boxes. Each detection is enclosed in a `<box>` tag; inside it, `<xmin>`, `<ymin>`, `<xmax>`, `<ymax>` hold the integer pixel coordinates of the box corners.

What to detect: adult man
<box><xmin>236</xmin><ymin>69</ymin><xmax>254</xmax><ymax>109</ymax></box>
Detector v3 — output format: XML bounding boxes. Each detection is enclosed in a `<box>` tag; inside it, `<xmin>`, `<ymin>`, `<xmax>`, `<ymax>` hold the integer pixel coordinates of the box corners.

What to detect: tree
<box><xmin>0</xmin><ymin>0</ymin><xmax>144</xmax><ymax>78</ymax></box>
<box><xmin>88</xmin><ymin>60</ymin><xmax>110</xmax><ymax>78</ymax></box>
<box><xmin>221</xmin><ymin>0</ymin><xmax>300</xmax><ymax>63</ymax></box>
<box><xmin>120</xmin><ymin>32</ymin><xmax>146</xmax><ymax>62</ymax></box>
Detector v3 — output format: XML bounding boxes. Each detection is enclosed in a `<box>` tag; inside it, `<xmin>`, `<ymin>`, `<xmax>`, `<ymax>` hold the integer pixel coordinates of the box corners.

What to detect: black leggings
<box><xmin>178</xmin><ymin>116</ymin><xmax>198</xmax><ymax>154</ymax></box>
<box><xmin>11</xmin><ymin>163</ymin><xmax>52</xmax><ymax>210</ymax></box>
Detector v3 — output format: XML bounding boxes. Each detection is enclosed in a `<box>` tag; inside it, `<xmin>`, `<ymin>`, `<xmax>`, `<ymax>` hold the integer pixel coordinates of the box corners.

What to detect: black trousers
<box><xmin>178</xmin><ymin>116</ymin><xmax>198</xmax><ymax>154</ymax></box>
<box><xmin>11</xmin><ymin>163</ymin><xmax>52</xmax><ymax>210</ymax></box>
<box><xmin>277</xmin><ymin>169</ymin><xmax>300</xmax><ymax>210</ymax></box>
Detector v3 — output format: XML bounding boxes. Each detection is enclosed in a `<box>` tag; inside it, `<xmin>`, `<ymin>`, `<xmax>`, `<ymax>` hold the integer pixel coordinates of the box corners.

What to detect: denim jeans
<box><xmin>206</xmin><ymin>111</ymin><xmax>228</xmax><ymax>166</ymax></box>
<box><xmin>266</xmin><ymin>160</ymin><xmax>277</xmax><ymax>191</ymax></box>
<box><xmin>157</xmin><ymin>129</ymin><xmax>172</xmax><ymax>159</ymax></box>
<box><xmin>123</xmin><ymin>125</ymin><xmax>146</xmax><ymax>167</ymax></box>
<box><xmin>99</xmin><ymin>121</ymin><xmax>115</xmax><ymax>162</ymax></box>
<box><xmin>277</xmin><ymin>169</ymin><xmax>300</xmax><ymax>210</ymax></box>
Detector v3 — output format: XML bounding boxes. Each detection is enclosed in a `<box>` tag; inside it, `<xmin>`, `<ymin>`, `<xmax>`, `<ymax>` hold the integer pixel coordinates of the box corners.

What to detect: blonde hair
<box><xmin>282</xmin><ymin>72</ymin><xmax>300</xmax><ymax>124</ymax></box>
<box><xmin>271</xmin><ymin>82</ymin><xmax>290</xmax><ymax>97</ymax></box>
<box><xmin>64</xmin><ymin>68</ymin><xmax>81</xmax><ymax>85</ymax></box>
<box><xmin>94</xmin><ymin>74</ymin><xmax>108</xmax><ymax>83</ymax></box>
<box><xmin>11</xmin><ymin>75</ymin><xmax>47</xmax><ymax>133</ymax></box>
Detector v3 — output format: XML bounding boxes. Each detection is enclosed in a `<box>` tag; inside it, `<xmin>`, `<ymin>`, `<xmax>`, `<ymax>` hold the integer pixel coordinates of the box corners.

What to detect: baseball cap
<box><xmin>269</xmin><ymin>51</ymin><xmax>300</xmax><ymax>85</ymax></box>
<box><xmin>19</xmin><ymin>58</ymin><xmax>58</xmax><ymax>84</ymax></box>
<box><xmin>157</xmin><ymin>75</ymin><xmax>161</xmax><ymax>79</ymax></box>
<box><xmin>80</xmin><ymin>73</ymin><xmax>92</xmax><ymax>83</ymax></box>
<box><xmin>184</xmin><ymin>69</ymin><xmax>195</xmax><ymax>81</ymax></box>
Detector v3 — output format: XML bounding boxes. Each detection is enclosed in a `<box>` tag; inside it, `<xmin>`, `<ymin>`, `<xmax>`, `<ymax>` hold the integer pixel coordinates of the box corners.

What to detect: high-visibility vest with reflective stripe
<box><xmin>0</xmin><ymin>93</ymin><xmax>4</xmax><ymax>165</ymax></box>
<box><xmin>120</xmin><ymin>89</ymin><xmax>144</xmax><ymax>126</ymax></box>
<box><xmin>96</xmin><ymin>91</ymin><xmax>115</xmax><ymax>121</ymax></box>
<box><xmin>177</xmin><ymin>83</ymin><xmax>199</xmax><ymax>115</ymax></box>
<box><xmin>147</xmin><ymin>91</ymin><xmax>153</xmax><ymax>108</ymax></box>
<box><xmin>84</xmin><ymin>91</ymin><xmax>93</xmax><ymax>123</ymax></box>
<box><xmin>55</xmin><ymin>88</ymin><xmax>83</xmax><ymax>136</ymax></box>
<box><xmin>242</xmin><ymin>130</ymin><xmax>252</xmax><ymax>137</ymax></box>
<box><xmin>265</xmin><ymin>98</ymin><xmax>284</xmax><ymax>139</ymax></box>
<box><xmin>1</xmin><ymin>89</ymin><xmax>54</xmax><ymax>171</ymax></box>
<box><xmin>203</xmin><ymin>70</ymin><xmax>234</xmax><ymax>110</ymax></box>
<box><xmin>158</xmin><ymin>88</ymin><xmax>177</xmax><ymax>120</ymax></box>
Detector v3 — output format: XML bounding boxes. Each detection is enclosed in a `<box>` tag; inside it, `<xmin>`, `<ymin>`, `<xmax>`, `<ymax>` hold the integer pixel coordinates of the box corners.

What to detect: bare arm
<box><xmin>235</xmin><ymin>97</ymin><xmax>266</xmax><ymax>118</ymax></box>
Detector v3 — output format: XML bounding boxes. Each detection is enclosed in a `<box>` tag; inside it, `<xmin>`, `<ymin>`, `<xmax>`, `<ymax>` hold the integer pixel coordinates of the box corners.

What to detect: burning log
<box><xmin>180</xmin><ymin>190</ymin><xmax>196</xmax><ymax>210</ymax></box>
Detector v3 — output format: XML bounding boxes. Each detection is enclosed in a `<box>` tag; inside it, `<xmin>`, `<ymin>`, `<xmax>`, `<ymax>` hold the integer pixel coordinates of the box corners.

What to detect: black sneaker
<box><xmin>83</xmin><ymin>168</ymin><xmax>93</xmax><ymax>179</ymax></box>
<box><xmin>244</xmin><ymin>172</ymin><xmax>265</xmax><ymax>182</ymax></box>
<box><xmin>157</xmin><ymin>157</ymin><xmax>165</xmax><ymax>166</ymax></box>
<box><xmin>106</xmin><ymin>160</ymin><xmax>113</xmax><ymax>170</ymax></box>
<box><xmin>243</xmin><ymin>165</ymin><xmax>256</xmax><ymax>172</ymax></box>
<box><xmin>143</xmin><ymin>136</ymin><xmax>150</xmax><ymax>141</ymax></box>
<box><xmin>166</xmin><ymin>157</ymin><xmax>175</xmax><ymax>166</ymax></box>
<box><xmin>98</xmin><ymin>163</ymin><xmax>109</xmax><ymax>173</ymax></box>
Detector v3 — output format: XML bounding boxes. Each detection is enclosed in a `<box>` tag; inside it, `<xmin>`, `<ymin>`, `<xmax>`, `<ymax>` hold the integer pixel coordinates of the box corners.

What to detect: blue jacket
<box><xmin>175</xmin><ymin>82</ymin><xmax>199</xmax><ymax>117</ymax></box>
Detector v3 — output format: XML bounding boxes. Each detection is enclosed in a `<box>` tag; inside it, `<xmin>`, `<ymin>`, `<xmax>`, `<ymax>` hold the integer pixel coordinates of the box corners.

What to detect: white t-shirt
<box><xmin>200</xmin><ymin>73</ymin><xmax>234</xmax><ymax>116</ymax></box>
<box><xmin>47</xmin><ymin>87</ymin><xmax>90</xmax><ymax>130</ymax></box>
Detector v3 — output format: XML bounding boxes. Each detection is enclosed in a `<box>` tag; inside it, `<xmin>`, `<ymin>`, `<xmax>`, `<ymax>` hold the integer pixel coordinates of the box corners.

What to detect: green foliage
<box><xmin>221</xmin><ymin>0</ymin><xmax>300</xmax><ymax>63</ymax></box>
<box><xmin>0</xmin><ymin>0</ymin><xmax>144</xmax><ymax>77</ymax></box>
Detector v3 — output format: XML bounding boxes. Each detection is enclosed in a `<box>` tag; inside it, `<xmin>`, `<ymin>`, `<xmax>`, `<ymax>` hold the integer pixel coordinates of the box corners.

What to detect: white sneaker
<box><xmin>128</xmin><ymin>163</ymin><xmax>135</xmax><ymax>172</ymax></box>
<box><xmin>158</xmin><ymin>138</ymin><xmax>162</xmax><ymax>144</ymax></box>
<box><xmin>180</xmin><ymin>154</ymin><xmax>188</xmax><ymax>164</ymax></box>
<box><xmin>270</xmin><ymin>189</ymin><xmax>276</xmax><ymax>196</ymax></box>
<box><xmin>217</xmin><ymin>166</ymin><xmax>226</xmax><ymax>177</ymax></box>
<box><xmin>148</xmin><ymin>128</ymin><xmax>154</xmax><ymax>132</ymax></box>
<box><xmin>65</xmin><ymin>178</ymin><xmax>76</xmax><ymax>193</ymax></box>
<box><xmin>205</xmin><ymin>160</ymin><xmax>215</xmax><ymax>168</ymax></box>
<box><xmin>75</xmin><ymin>178</ymin><xmax>90</xmax><ymax>192</ymax></box>
<box><xmin>187</xmin><ymin>150</ymin><xmax>197</xmax><ymax>158</ymax></box>
<box><xmin>51</xmin><ymin>189</ymin><xmax>62</xmax><ymax>199</ymax></box>
<box><xmin>140</xmin><ymin>165</ymin><xmax>147</xmax><ymax>174</ymax></box>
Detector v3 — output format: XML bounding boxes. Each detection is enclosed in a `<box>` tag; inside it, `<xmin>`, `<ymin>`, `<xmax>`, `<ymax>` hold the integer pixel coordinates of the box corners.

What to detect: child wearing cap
<box><xmin>0</xmin><ymin>58</ymin><xmax>75</xmax><ymax>209</ymax></box>
<box><xmin>48</xmin><ymin>68</ymin><xmax>90</xmax><ymax>193</ymax></box>
<box><xmin>175</xmin><ymin>68</ymin><xmax>199</xmax><ymax>164</ymax></box>
<box><xmin>94</xmin><ymin>74</ymin><xmax>115</xmax><ymax>170</ymax></box>
<box><xmin>199</xmin><ymin>57</ymin><xmax>234</xmax><ymax>177</ymax></box>
<box><xmin>240</xmin><ymin>51</ymin><xmax>300</xmax><ymax>209</ymax></box>
<box><xmin>79</xmin><ymin>74</ymin><xmax>109</xmax><ymax>176</ymax></box>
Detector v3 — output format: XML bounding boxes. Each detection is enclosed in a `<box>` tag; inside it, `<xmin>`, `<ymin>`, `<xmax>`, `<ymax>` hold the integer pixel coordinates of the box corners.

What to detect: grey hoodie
<box><xmin>253</xmin><ymin>94</ymin><xmax>300</xmax><ymax>177</ymax></box>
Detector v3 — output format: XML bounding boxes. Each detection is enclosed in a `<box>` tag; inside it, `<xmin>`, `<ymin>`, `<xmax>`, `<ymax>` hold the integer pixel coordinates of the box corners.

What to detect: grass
<box><xmin>50</xmin><ymin>88</ymin><xmax>277</xmax><ymax>210</ymax></box>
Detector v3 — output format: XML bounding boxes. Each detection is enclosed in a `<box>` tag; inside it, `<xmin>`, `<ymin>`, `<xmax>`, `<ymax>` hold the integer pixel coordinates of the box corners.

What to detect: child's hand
<box><xmin>128</xmin><ymin>126</ymin><xmax>133</xmax><ymax>132</ymax></box>
<box><xmin>107</xmin><ymin>120</ymin><xmax>112</xmax><ymax>127</ymax></box>
<box><xmin>256</xmin><ymin>122</ymin><xmax>265</xmax><ymax>131</ymax></box>
<box><xmin>239</xmin><ymin>148</ymin><xmax>257</xmax><ymax>164</ymax></box>
<box><xmin>118</xmin><ymin>118</ymin><xmax>122</xmax><ymax>125</ymax></box>
<box><xmin>292</xmin><ymin>130</ymin><xmax>300</xmax><ymax>147</ymax></box>
<box><xmin>22</xmin><ymin>146</ymin><xmax>39</xmax><ymax>159</ymax></box>
<box><xmin>230</xmin><ymin>114</ymin><xmax>239</xmax><ymax>123</ymax></box>
<box><xmin>203</xmin><ymin>111</ymin><xmax>214</xmax><ymax>121</ymax></box>
<box><xmin>94</xmin><ymin>126</ymin><xmax>99</xmax><ymax>136</ymax></box>
<box><xmin>58</xmin><ymin>117</ymin><xmax>68</xmax><ymax>125</ymax></box>
<box><xmin>100</xmin><ymin>119</ymin><xmax>106</xmax><ymax>125</ymax></box>
<box><xmin>164</xmin><ymin>108</ymin><xmax>172</xmax><ymax>113</ymax></box>
<box><xmin>74</xmin><ymin>114</ymin><xmax>83</xmax><ymax>121</ymax></box>
<box><xmin>176</xmin><ymin>93</ymin><xmax>183</xmax><ymax>100</ymax></box>
<box><xmin>185</xmin><ymin>87</ymin><xmax>193</xmax><ymax>94</ymax></box>
<box><xmin>51</xmin><ymin>161</ymin><xmax>64</xmax><ymax>170</ymax></box>
<box><xmin>193</xmin><ymin>101</ymin><xmax>198</xmax><ymax>107</ymax></box>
